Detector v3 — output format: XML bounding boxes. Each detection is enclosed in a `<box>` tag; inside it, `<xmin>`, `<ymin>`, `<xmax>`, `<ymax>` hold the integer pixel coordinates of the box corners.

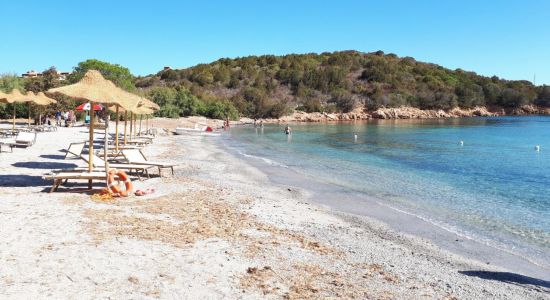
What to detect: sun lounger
<box><xmin>96</xmin><ymin>145</ymin><xmax>142</xmax><ymax>159</ymax></box>
<box><xmin>0</xmin><ymin>129</ymin><xmax>19</xmax><ymax>138</ymax></box>
<box><xmin>0</xmin><ymin>142</ymin><xmax>15</xmax><ymax>153</ymax></box>
<box><xmin>109</xmin><ymin>134</ymin><xmax>153</xmax><ymax>145</ymax></box>
<box><xmin>15</xmin><ymin>131</ymin><xmax>37</xmax><ymax>147</ymax></box>
<box><xmin>64</xmin><ymin>142</ymin><xmax>87</xmax><ymax>159</ymax></box>
<box><xmin>121</xmin><ymin>149</ymin><xmax>175</xmax><ymax>176</ymax></box>
<box><xmin>1</xmin><ymin>131</ymin><xmax>36</xmax><ymax>148</ymax></box>
<box><xmin>43</xmin><ymin>170</ymin><xmax>107</xmax><ymax>192</ymax></box>
<box><xmin>81</xmin><ymin>154</ymin><xmax>154</xmax><ymax>179</ymax></box>
<box><xmin>30</xmin><ymin>125</ymin><xmax>55</xmax><ymax>132</ymax></box>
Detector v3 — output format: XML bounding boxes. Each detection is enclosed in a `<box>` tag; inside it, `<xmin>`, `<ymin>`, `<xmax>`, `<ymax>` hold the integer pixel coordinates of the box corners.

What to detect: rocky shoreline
<box><xmin>265</xmin><ymin>105</ymin><xmax>550</xmax><ymax>123</ymax></box>
<box><xmin>143</xmin><ymin>105</ymin><xmax>550</xmax><ymax>132</ymax></box>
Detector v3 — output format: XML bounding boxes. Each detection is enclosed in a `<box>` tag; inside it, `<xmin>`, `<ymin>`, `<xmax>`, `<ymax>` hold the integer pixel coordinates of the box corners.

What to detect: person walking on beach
<box><xmin>55</xmin><ymin>110</ymin><xmax>62</xmax><ymax>126</ymax></box>
<box><xmin>68</xmin><ymin>110</ymin><xmax>75</xmax><ymax>126</ymax></box>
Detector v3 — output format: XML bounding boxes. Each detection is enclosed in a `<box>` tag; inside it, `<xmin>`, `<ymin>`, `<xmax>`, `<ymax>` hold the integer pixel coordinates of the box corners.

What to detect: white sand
<box><xmin>0</xmin><ymin>122</ymin><xmax>548</xmax><ymax>299</ymax></box>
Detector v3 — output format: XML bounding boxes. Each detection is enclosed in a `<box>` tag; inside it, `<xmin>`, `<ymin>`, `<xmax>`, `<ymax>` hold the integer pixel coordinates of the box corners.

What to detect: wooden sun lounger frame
<box><xmin>43</xmin><ymin>170</ymin><xmax>107</xmax><ymax>193</ymax></box>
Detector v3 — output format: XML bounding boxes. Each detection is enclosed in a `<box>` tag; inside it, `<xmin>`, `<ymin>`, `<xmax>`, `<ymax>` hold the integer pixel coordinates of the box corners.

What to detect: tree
<box><xmin>0</xmin><ymin>73</ymin><xmax>23</xmax><ymax>92</ymax></box>
<box><xmin>243</xmin><ymin>87</ymin><xmax>267</xmax><ymax>118</ymax></box>
<box><xmin>199</xmin><ymin>100</ymin><xmax>239</xmax><ymax>120</ymax></box>
<box><xmin>23</xmin><ymin>66</ymin><xmax>61</xmax><ymax>93</ymax></box>
<box><xmin>160</xmin><ymin>69</ymin><xmax>179</xmax><ymax>81</ymax></box>
<box><xmin>330</xmin><ymin>89</ymin><xmax>355</xmax><ymax>112</ymax></box>
<box><xmin>42</xmin><ymin>66</ymin><xmax>60</xmax><ymax>90</ymax></box>
<box><xmin>455</xmin><ymin>83</ymin><xmax>485</xmax><ymax>108</ymax></box>
<box><xmin>69</xmin><ymin>59</ymin><xmax>135</xmax><ymax>91</ymax></box>
<box><xmin>175</xmin><ymin>88</ymin><xmax>202</xmax><ymax>116</ymax></box>
<box><xmin>148</xmin><ymin>87</ymin><xmax>178</xmax><ymax>117</ymax></box>
<box><xmin>500</xmin><ymin>88</ymin><xmax>527</xmax><ymax>108</ymax></box>
<box><xmin>300</xmin><ymin>98</ymin><xmax>322</xmax><ymax>112</ymax></box>
<box><xmin>536</xmin><ymin>85</ymin><xmax>550</xmax><ymax>106</ymax></box>
<box><xmin>483</xmin><ymin>83</ymin><xmax>501</xmax><ymax>106</ymax></box>
<box><xmin>0</xmin><ymin>74</ymin><xmax>25</xmax><ymax>118</ymax></box>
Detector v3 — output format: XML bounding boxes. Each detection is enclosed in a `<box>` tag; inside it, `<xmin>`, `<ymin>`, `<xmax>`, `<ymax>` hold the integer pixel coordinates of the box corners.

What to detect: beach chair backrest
<box><xmin>65</xmin><ymin>142</ymin><xmax>86</xmax><ymax>159</ymax></box>
<box><xmin>80</xmin><ymin>153</ymin><xmax>105</xmax><ymax>167</ymax></box>
<box><xmin>92</xmin><ymin>154</ymin><xmax>106</xmax><ymax>166</ymax></box>
<box><xmin>122</xmin><ymin>149</ymin><xmax>146</xmax><ymax>163</ymax></box>
<box><xmin>16</xmin><ymin>132</ymin><xmax>36</xmax><ymax>145</ymax></box>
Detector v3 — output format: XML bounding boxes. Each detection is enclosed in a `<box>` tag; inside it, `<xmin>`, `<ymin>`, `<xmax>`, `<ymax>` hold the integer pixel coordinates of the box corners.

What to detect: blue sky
<box><xmin>1</xmin><ymin>0</ymin><xmax>549</xmax><ymax>84</ymax></box>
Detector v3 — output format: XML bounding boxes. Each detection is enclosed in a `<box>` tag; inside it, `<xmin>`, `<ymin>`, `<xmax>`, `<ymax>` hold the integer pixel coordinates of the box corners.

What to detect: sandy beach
<box><xmin>0</xmin><ymin>122</ymin><xmax>548</xmax><ymax>299</ymax></box>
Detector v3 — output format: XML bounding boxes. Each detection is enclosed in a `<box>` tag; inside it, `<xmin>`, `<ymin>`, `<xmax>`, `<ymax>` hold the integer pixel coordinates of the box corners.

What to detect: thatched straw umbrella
<box><xmin>47</xmin><ymin>70</ymin><xmax>140</xmax><ymax>189</ymax></box>
<box><xmin>139</xmin><ymin>98</ymin><xmax>160</xmax><ymax>110</ymax></box>
<box><xmin>0</xmin><ymin>89</ymin><xmax>34</xmax><ymax>130</ymax></box>
<box><xmin>20</xmin><ymin>91</ymin><xmax>58</xmax><ymax>126</ymax></box>
<box><xmin>27</xmin><ymin>92</ymin><xmax>57</xmax><ymax>125</ymax></box>
<box><xmin>0</xmin><ymin>91</ymin><xmax>7</xmax><ymax>103</ymax></box>
<box><xmin>32</xmin><ymin>92</ymin><xmax>57</xmax><ymax>106</ymax></box>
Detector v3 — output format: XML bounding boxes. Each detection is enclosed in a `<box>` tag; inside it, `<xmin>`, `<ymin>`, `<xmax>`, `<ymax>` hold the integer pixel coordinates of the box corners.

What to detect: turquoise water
<box><xmin>224</xmin><ymin>116</ymin><xmax>550</xmax><ymax>270</ymax></box>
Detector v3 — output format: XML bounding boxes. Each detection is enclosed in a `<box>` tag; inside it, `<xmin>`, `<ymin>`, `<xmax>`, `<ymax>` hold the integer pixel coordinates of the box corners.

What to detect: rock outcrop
<box><xmin>258</xmin><ymin>105</ymin><xmax>550</xmax><ymax>124</ymax></box>
<box><xmin>509</xmin><ymin>105</ymin><xmax>550</xmax><ymax>115</ymax></box>
<box><xmin>371</xmin><ymin>106</ymin><xmax>497</xmax><ymax>119</ymax></box>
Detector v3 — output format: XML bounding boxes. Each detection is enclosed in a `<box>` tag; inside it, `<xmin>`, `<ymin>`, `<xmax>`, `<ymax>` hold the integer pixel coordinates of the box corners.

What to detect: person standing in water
<box><xmin>224</xmin><ymin>117</ymin><xmax>230</xmax><ymax>130</ymax></box>
<box><xmin>284</xmin><ymin>125</ymin><xmax>292</xmax><ymax>135</ymax></box>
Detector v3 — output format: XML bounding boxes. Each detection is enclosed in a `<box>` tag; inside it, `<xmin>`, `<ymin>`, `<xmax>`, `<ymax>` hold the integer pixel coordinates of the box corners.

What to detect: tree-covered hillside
<box><xmin>136</xmin><ymin>50</ymin><xmax>550</xmax><ymax>119</ymax></box>
<box><xmin>2</xmin><ymin>51</ymin><xmax>550</xmax><ymax>120</ymax></box>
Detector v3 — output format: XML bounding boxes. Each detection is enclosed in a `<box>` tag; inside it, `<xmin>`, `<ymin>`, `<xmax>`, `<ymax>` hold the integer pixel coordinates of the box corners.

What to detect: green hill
<box><xmin>135</xmin><ymin>50</ymin><xmax>550</xmax><ymax>119</ymax></box>
<box><xmin>2</xmin><ymin>51</ymin><xmax>549</xmax><ymax>120</ymax></box>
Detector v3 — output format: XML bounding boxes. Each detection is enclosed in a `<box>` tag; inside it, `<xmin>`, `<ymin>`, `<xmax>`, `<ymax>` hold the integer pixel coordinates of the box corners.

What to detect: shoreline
<box><xmin>219</xmin><ymin>133</ymin><xmax>550</xmax><ymax>281</ymax></box>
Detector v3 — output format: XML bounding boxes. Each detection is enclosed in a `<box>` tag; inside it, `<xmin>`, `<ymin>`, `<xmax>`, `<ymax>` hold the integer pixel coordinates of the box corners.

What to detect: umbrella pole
<box><xmin>28</xmin><ymin>103</ymin><xmax>31</xmax><ymax>127</ymax></box>
<box><xmin>139</xmin><ymin>114</ymin><xmax>143</xmax><ymax>136</ymax></box>
<box><xmin>146</xmin><ymin>114</ymin><xmax>149</xmax><ymax>134</ymax></box>
<box><xmin>115</xmin><ymin>105</ymin><xmax>120</xmax><ymax>153</ymax></box>
<box><xmin>88</xmin><ymin>102</ymin><xmax>95</xmax><ymax>189</ymax></box>
<box><xmin>129</xmin><ymin>112</ymin><xmax>133</xmax><ymax>141</ymax></box>
<box><xmin>104</xmin><ymin>111</ymin><xmax>110</xmax><ymax>189</ymax></box>
<box><xmin>13</xmin><ymin>105</ymin><xmax>16</xmax><ymax>130</ymax></box>
<box><xmin>124</xmin><ymin>111</ymin><xmax>128</xmax><ymax>146</ymax></box>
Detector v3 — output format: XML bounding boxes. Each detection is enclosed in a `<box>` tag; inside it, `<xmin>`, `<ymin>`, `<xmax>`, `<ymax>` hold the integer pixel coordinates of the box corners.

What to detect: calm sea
<box><xmin>222</xmin><ymin>116</ymin><xmax>550</xmax><ymax>274</ymax></box>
